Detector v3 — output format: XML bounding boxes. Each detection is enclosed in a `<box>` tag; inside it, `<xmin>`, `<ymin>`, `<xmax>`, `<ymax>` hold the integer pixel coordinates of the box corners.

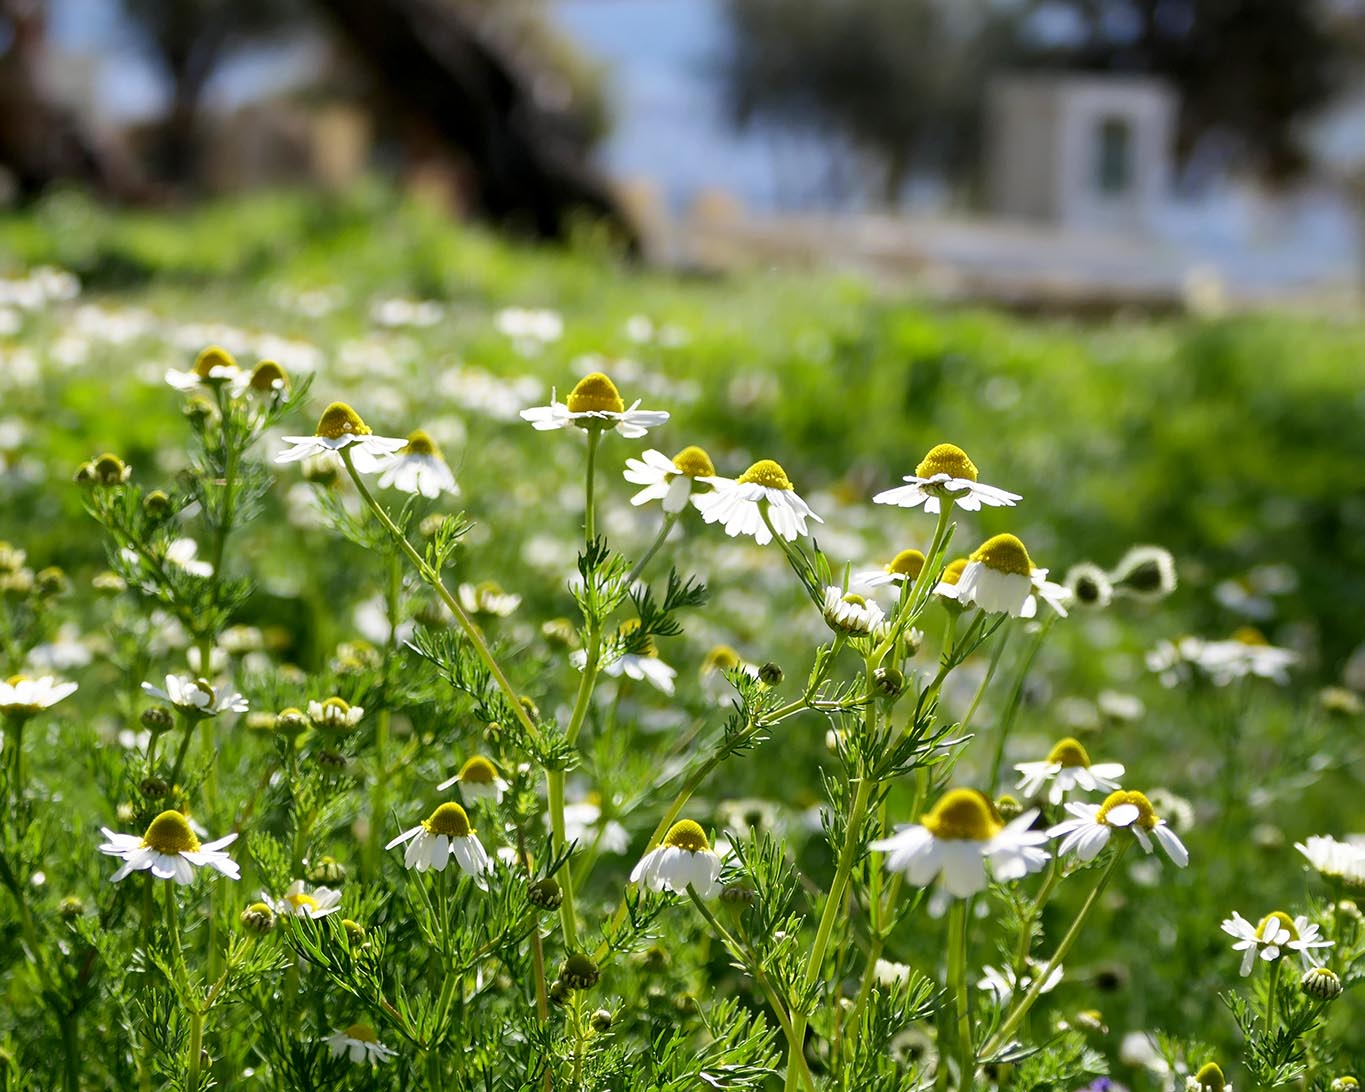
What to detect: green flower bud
<box><xmin>1302</xmin><ymin>967</ymin><xmax>1343</xmax><ymax>1001</ymax></box>
<box><xmin>528</xmin><ymin>877</ymin><xmax>563</xmax><ymax>910</ymax></box>
<box><xmin>558</xmin><ymin>953</ymin><xmax>600</xmax><ymax>991</ymax></box>
<box><xmin>758</xmin><ymin>661</ymin><xmax>783</xmax><ymax>685</ymax></box>
<box><xmin>240</xmin><ymin>902</ymin><xmax>276</xmax><ymax>934</ymax></box>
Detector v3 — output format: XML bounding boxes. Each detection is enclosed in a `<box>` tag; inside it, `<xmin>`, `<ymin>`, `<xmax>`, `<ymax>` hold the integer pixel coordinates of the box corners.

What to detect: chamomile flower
<box><xmin>630</xmin><ymin>819</ymin><xmax>723</xmax><ymax>897</ymax></box>
<box><xmin>268</xmin><ymin>880</ymin><xmax>342</xmax><ymax>920</ymax></box>
<box><xmin>246</xmin><ymin>360</ymin><xmax>290</xmax><ymax>396</ymax></box>
<box><xmin>142</xmin><ymin>675</ymin><xmax>247</xmax><ymax>717</ymax></box>
<box><xmin>854</xmin><ymin>548</ymin><xmax>925</xmax><ymax>588</ymax></box>
<box><xmin>1220</xmin><ymin>910</ymin><xmax>1333</xmax><ymax>976</ymax></box>
<box><xmin>1110</xmin><ymin>545</ymin><xmax>1177</xmax><ymax>602</ymax></box>
<box><xmin>574</xmin><ymin>619</ymin><xmax>677</xmax><ymax>694</ymax></box>
<box><xmin>99</xmin><ymin>810</ymin><xmax>239</xmax><ymax>884</ymax></box>
<box><xmin>165</xmin><ymin>538</ymin><xmax>213</xmax><ymax>578</ymax></box>
<box><xmin>1014</xmin><ymin>738</ymin><xmax>1126</xmax><ymax>805</ymax></box>
<box><xmin>520</xmin><ymin>371</ymin><xmax>668</xmax><ymax>438</ymax></box>
<box><xmin>1296</xmin><ymin>835</ymin><xmax>1365</xmax><ymax>888</ymax></box>
<box><xmin>871</xmin><ymin>789</ymin><xmax>1050</xmax><ymax>898</ymax></box>
<box><xmin>623</xmin><ymin>446</ymin><xmax>716</xmax><ymax>512</ymax></box>
<box><xmin>308</xmin><ymin>697</ymin><xmax>363</xmax><ymax>731</ymax></box>
<box><xmin>933</xmin><ymin>558</ymin><xmax>970</xmax><ymax>603</ymax></box>
<box><xmin>437</xmin><ymin>755</ymin><xmax>509</xmax><ymax>803</ymax></box>
<box><xmin>165</xmin><ymin>345</ymin><xmax>245</xmax><ymax>392</ymax></box>
<box><xmin>873</xmin><ymin>443</ymin><xmax>1021</xmax><ymax>515</ymax></box>
<box><xmin>1198</xmin><ymin>628</ymin><xmax>1298</xmax><ymax>686</ymax></box>
<box><xmin>564</xmin><ymin>799</ymin><xmax>629</xmax><ymax>855</ymax></box>
<box><xmin>820</xmin><ymin>587</ymin><xmax>888</xmax><ymax>639</ymax></box>
<box><xmin>376</xmin><ymin>429</ymin><xmax>458</xmax><ymax>498</ymax></box>
<box><xmin>457</xmin><ymin>581</ymin><xmax>521</xmax><ymax>617</ymax></box>
<box><xmin>0</xmin><ymin>674</ymin><xmax>78</xmax><ymax>716</ymax></box>
<box><xmin>275</xmin><ymin>402</ymin><xmax>407</xmax><ymax>473</ymax></box>
<box><xmin>944</xmin><ymin>534</ymin><xmax>1070</xmax><ymax>618</ymax></box>
<box><xmin>693</xmin><ymin>459</ymin><xmax>822</xmax><ymax>545</ymax></box>
<box><xmin>1048</xmin><ymin>790</ymin><xmax>1189</xmax><ymax>867</ymax></box>
<box><xmin>325</xmin><ymin>1024</ymin><xmax>397</xmax><ymax>1065</ymax></box>
<box><xmin>1065</xmin><ymin>562</ymin><xmax>1114</xmax><ymax>610</ymax></box>
<box><xmin>385</xmin><ymin>802</ymin><xmax>493</xmax><ymax>879</ymax></box>
<box><xmin>1186</xmin><ymin>1063</ymin><xmax>1231</xmax><ymax>1092</ymax></box>
<box><xmin>977</xmin><ymin>961</ymin><xmax>1063</xmax><ymax>1002</ymax></box>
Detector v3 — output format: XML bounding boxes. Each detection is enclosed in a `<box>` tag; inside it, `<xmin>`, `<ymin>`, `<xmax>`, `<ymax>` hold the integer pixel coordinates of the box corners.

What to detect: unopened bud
<box><xmin>994</xmin><ymin>794</ymin><xmax>1023</xmax><ymax>822</ymax></box>
<box><xmin>528</xmin><ymin>877</ymin><xmax>563</xmax><ymax>910</ymax></box>
<box><xmin>142</xmin><ymin>490</ymin><xmax>172</xmax><ymax>521</ymax></box>
<box><xmin>240</xmin><ymin>902</ymin><xmax>276</xmax><ymax>934</ymax></box>
<box><xmin>590</xmin><ymin>1008</ymin><xmax>612</xmax><ymax>1032</ymax></box>
<box><xmin>559</xmin><ymin>953</ymin><xmax>600</xmax><ymax>990</ymax></box>
<box><xmin>1302</xmin><ymin>967</ymin><xmax>1343</xmax><ymax>1001</ymax></box>
<box><xmin>141</xmin><ymin>707</ymin><xmax>174</xmax><ymax>731</ymax></box>
<box><xmin>720</xmin><ymin>883</ymin><xmax>755</xmax><ymax>906</ymax></box>
<box><xmin>57</xmin><ymin>896</ymin><xmax>84</xmax><ymax>920</ymax></box>
<box><xmin>758</xmin><ymin>661</ymin><xmax>783</xmax><ymax>686</ymax></box>
<box><xmin>873</xmin><ymin>666</ymin><xmax>905</xmax><ymax>698</ymax></box>
<box><xmin>307</xmin><ymin>856</ymin><xmax>347</xmax><ymax>885</ymax></box>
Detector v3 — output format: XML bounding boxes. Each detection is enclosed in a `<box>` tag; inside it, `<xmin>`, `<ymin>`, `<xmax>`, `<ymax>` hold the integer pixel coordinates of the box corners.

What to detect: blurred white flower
<box><xmin>1221</xmin><ymin>910</ymin><xmax>1332</xmax><ymax>976</ymax></box>
<box><xmin>623</xmin><ymin>446</ymin><xmax>716</xmax><ymax>513</ymax></box>
<box><xmin>1049</xmin><ymin>790</ymin><xmax>1188</xmax><ymax>867</ymax></box>
<box><xmin>325</xmin><ymin>1024</ymin><xmax>397</xmax><ymax>1065</ymax></box>
<box><xmin>1014</xmin><ymin>738</ymin><xmax>1125</xmax><ymax>805</ymax></box>
<box><xmin>142</xmin><ymin>675</ymin><xmax>247</xmax><ymax>717</ymax></box>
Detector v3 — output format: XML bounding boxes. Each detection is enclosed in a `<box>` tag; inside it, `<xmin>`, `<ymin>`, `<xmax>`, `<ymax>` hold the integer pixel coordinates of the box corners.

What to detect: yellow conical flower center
<box><xmin>344</xmin><ymin>1024</ymin><xmax>379</xmax><ymax>1043</ymax></box>
<box><xmin>619</xmin><ymin>618</ymin><xmax>658</xmax><ymax>657</ymax></box>
<box><xmin>315</xmin><ymin>402</ymin><xmax>371</xmax><ymax>440</ymax></box>
<box><xmin>703</xmin><ymin>645</ymin><xmax>741</xmax><ymax>672</ymax></box>
<box><xmin>1254</xmin><ymin>910</ymin><xmax>1299</xmax><ymax>941</ymax></box>
<box><xmin>287</xmin><ymin>892</ymin><xmax>319</xmax><ymax>911</ymax></box>
<box><xmin>321</xmin><ymin>697</ymin><xmax>351</xmax><ymax>715</ymax></box>
<box><xmin>921</xmin><ymin>789</ymin><xmax>1003</xmax><ymax>842</ymax></box>
<box><xmin>190</xmin><ymin>678</ymin><xmax>216</xmax><ymax>704</ymax></box>
<box><xmin>1046</xmin><ymin>738</ymin><xmax>1092</xmax><ymax>768</ymax></box>
<box><xmin>403</xmin><ymin>429</ymin><xmax>441</xmax><ymax>459</ymax></box>
<box><xmin>1193</xmin><ymin>1062</ymin><xmax>1226</xmax><ymax>1091</ymax></box>
<box><xmin>458</xmin><ymin>755</ymin><xmax>499</xmax><ymax>784</ymax></box>
<box><xmin>249</xmin><ymin>360</ymin><xmax>288</xmax><ymax>390</ymax></box>
<box><xmin>970</xmin><ymin>534</ymin><xmax>1033</xmax><ymax>577</ymax></box>
<box><xmin>663</xmin><ymin>819</ymin><xmax>710</xmax><ymax>852</ymax></box>
<box><xmin>142</xmin><ymin>810</ymin><xmax>201</xmax><ymax>855</ymax></box>
<box><xmin>940</xmin><ymin>558</ymin><xmax>968</xmax><ymax>586</ymax></box>
<box><xmin>671</xmin><ymin>445</ymin><xmax>715</xmax><ymax>478</ymax></box>
<box><xmin>841</xmin><ymin>593</ymin><xmax>868</xmax><ymax>608</ymax></box>
<box><xmin>6</xmin><ymin>674</ymin><xmax>27</xmax><ymax>686</ymax></box>
<box><xmin>1096</xmin><ymin>790</ymin><xmax>1158</xmax><ymax>831</ymax></box>
<box><xmin>915</xmin><ymin>443</ymin><xmax>978</xmax><ymax>482</ymax></box>
<box><xmin>194</xmin><ymin>346</ymin><xmax>236</xmax><ymax>378</ymax></box>
<box><xmin>424</xmin><ymin>802</ymin><xmax>472</xmax><ymax>837</ymax></box>
<box><xmin>737</xmin><ymin>459</ymin><xmax>793</xmax><ymax>490</ymax></box>
<box><xmin>887</xmin><ymin>549</ymin><xmax>926</xmax><ymax>578</ymax></box>
<box><xmin>1232</xmin><ymin>626</ymin><xmax>1269</xmax><ymax>647</ymax></box>
<box><xmin>566</xmin><ymin>372</ymin><xmax>625</xmax><ymax>415</ymax></box>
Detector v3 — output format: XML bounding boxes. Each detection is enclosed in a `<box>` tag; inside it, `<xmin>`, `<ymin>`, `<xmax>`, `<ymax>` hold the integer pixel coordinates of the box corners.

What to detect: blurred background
<box><xmin>7</xmin><ymin>0</ymin><xmax>1365</xmax><ymax>309</ymax></box>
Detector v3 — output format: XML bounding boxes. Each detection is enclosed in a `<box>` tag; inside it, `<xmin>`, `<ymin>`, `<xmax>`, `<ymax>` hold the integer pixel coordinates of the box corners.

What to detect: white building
<box><xmin>985</xmin><ymin>73</ymin><xmax>1177</xmax><ymax>234</ymax></box>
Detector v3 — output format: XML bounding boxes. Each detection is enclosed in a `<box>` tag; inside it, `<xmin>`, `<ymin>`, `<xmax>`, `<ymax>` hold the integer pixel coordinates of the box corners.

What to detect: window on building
<box><xmin>1095</xmin><ymin>117</ymin><xmax>1133</xmax><ymax>195</ymax></box>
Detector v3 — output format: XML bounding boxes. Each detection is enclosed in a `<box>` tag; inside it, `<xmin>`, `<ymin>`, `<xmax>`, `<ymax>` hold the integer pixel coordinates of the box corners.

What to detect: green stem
<box><xmin>340</xmin><ymin>449</ymin><xmax>542</xmax><ymax>746</ymax></box>
<box><xmin>687</xmin><ymin>888</ymin><xmax>814</xmax><ymax>1092</ymax></box>
<box><xmin>787</xmin><ymin>775</ymin><xmax>875</xmax><ymax>1079</ymax></box>
<box><xmin>987</xmin><ymin>616</ymin><xmax>1055</xmax><ymax>790</ymax></box>
<box><xmin>187</xmin><ymin>1009</ymin><xmax>204</xmax><ymax>1092</ymax></box>
<box><xmin>1265</xmin><ymin>956</ymin><xmax>1281</xmax><ymax>1038</ymax></box>
<box><xmin>583</xmin><ymin>428</ymin><xmax>600</xmax><ymax>544</ymax></box>
<box><xmin>60</xmin><ymin>1014</ymin><xmax>79</xmax><ymax>1092</ymax></box>
<box><xmin>546</xmin><ymin>770</ymin><xmax>580</xmax><ymax>947</ymax></box>
<box><xmin>369</xmin><ymin>550</ymin><xmax>401</xmax><ymax>879</ymax></box>
<box><xmin>624</xmin><ymin>510</ymin><xmax>681</xmax><ymax>587</ymax></box>
<box><xmin>168</xmin><ymin>717</ymin><xmax>198</xmax><ymax>790</ymax></box>
<box><xmin>980</xmin><ymin>843</ymin><xmax>1129</xmax><ymax>1059</ymax></box>
<box><xmin>5</xmin><ymin>715</ymin><xmax>25</xmax><ymax>812</ymax></box>
<box><xmin>947</xmin><ymin>899</ymin><xmax>974</xmax><ymax>1088</ymax></box>
<box><xmin>959</xmin><ymin>624</ymin><xmax>1009</xmax><ymax>738</ymax></box>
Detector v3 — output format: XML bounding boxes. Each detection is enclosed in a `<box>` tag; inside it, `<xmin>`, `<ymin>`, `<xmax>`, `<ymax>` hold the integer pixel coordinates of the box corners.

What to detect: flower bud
<box><xmin>35</xmin><ymin>567</ymin><xmax>68</xmax><ymax>597</ymax></box>
<box><xmin>240</xmin><ymin>902</ymin><xmax>277</xmax><ymax>934</ymax></box>
<box><xmin>1337</xmin><ymin>899</ymin><xmax>1362</xmax><ymax>922</ymax></box>
<box><xmin>528</xmin><ymin>877</ymin><xmax>563</xmax><ymax>910</ymax></box>
<box><xmin>92</xmin><ymin>570</ymin><xmax>127</xmax><ymax>595</ymax></box>
<box><xmin>1188</xmin><ymin>1062</ymin><xmax>1226</xmax><ymax>1092</ymax></box>
<box><xmin>57</xmin><ymin>896</ymin><xmax>84</xmax><ymax>920</ymax></box>
<box><xmin>994</xmin><ymin>794</ymin><xmax>1024</xmax><ymax>822</ymax></box>
<box><xmin>541</xmin><ymin>618</ymin><xmax>579</xmax><ymax>649</ymax></box>
<box><xmin>1331</xmin><ymin>1078</ymin><xmax>1359</xmax><ymax>1092</ymax></box>
<box><xmin>590</xmin><ymin>1009</ymin><xmax>613</xmax><ymax>1032</ymax></box>
<box><xmin>90</xmin><ymin>453</ymin><xmax>131</xmax><ymax>485</ymax></box>
<box><xmin>873</xmin><ymin>666</ymin><xmax>905</xmax><ymax>698</ymax></box>
<box><xmin>274</xmin><ymin>707</ymin><xmax>310</xmax><ymax>736</ymax></box>
<box><xmin>307</xmin><ymin>856</ymin><xmax>347</xmax><ymax>885</ymax></box>
<box><xmin>183</xmin><ymin>396</ymin><xmax>214</xmax><ymax>427</ymax></box>
<box><xmin>720</xmin><ymin>883</ymin><xmax>755</xmax><ymax>906</ymax></box>
<box><xmin>140</xmin><ymin>778</ymin><xmax>169</xmax><ymax>799</ymax></box>
<box><xmin>142</xmin><ymin>490</ymin><xmax>172</xmax><ymax>521</ymax></box>
<box><xmin>548</xmin><ymin>980</ymin><xmax>572</xmax><ymax>1006</ymax></box>
<box><xmin>758</xmin><ymin>661</ymin><xmax>783</xmax><ymax>686</ymax></box>
<box><xmin>558</xmin><ymin>953</ymin><xmax>601</xmax><ymax>990</ymax></box>
<box><xmin>341</xmin><ymin>919</ymin><xmax>367</xmax><ymax>944</ymax></box>
<box><xmin>141</xmin><ymin>707</ymin><xmax>174</xmax><ymax>732</ymax></box>
<box><xmin>1302</xmin><ymin>966</ymin><xmax>1343</xmax><ymax>1001</ymax></box>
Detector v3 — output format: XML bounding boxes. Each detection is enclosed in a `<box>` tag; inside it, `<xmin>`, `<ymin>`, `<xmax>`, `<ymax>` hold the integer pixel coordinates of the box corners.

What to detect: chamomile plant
<box><xmin>0</xmin><ymin>323</ymin><xmax>1356</xmax><ymax>1092</ymax></box>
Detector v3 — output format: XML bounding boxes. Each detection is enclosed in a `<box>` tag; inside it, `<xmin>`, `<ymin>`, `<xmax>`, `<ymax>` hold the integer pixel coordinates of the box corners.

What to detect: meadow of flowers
<box><xmin>0</xmin><ymin>190</ymin><xmax>1361</xmax><ymax>1091</ymax></box>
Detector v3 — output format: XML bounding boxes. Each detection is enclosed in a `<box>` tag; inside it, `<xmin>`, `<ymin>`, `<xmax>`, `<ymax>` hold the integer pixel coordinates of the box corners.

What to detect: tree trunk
<box><xmin>312</xmin><ymin>0</ymin><xmax>636</xmax><ymax>247</ymax></box>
